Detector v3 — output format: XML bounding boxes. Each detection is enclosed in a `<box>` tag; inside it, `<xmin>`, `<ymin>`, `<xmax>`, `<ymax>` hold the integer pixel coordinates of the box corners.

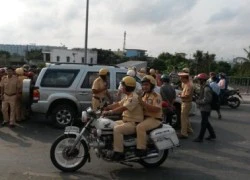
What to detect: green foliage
<box><xmin>92</xmin><ymin>48</ymin><xmax>121</xmax><ymax>65</ymax></box>
<box><xmin>26</xmin><ymin>49</ymin><xmax>43</xmax><ymax>61</ymax></box>
<box><xmin>0</xmin><ymin>50</ymin><xmax>11</xmax><ymax>59</ymax></box>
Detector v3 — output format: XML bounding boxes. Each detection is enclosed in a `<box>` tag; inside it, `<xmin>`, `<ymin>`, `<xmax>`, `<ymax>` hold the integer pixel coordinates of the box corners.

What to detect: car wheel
<box><xmin>22</xmin><ymin>79</ymin><xmax>32</xmax><ymax>105</ymax></box>
<box><xmin>51</xmin><ymin>104</ymin><xmax>76</xmax><ymax>128</ymax></box>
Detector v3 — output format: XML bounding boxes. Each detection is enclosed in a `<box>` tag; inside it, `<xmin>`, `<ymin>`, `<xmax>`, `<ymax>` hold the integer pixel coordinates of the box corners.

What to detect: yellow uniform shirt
<box><xmin>143</xmin><ymin>92</ymin><xmax>162</xmax><ymax>119</ymax></box>
<box><xmin>119</xmin><ymin>92</ymin><xmax>143</xmax><ymax>123</ymax></box>
<box><xmin>92</xmin><ymin>77</ymin><xmax>108</xmax><ymax>99</ymax></box>
<box><xmin>181</xmin><ymin>82</ymin><xmax>193</xmax><ymax>102</ymax></box>
<box><xmin>0</xmin><ymin>75</ymin><xmax>20</xmax><ymax>95</ymax></box>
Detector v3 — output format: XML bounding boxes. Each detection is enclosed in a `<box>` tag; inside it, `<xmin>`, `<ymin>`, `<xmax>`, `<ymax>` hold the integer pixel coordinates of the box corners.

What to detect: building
<box><xmin>116</xmin><ymin>60</ymin><xmax>147</xmax><ymax>70</ymax></box>
<box><xmin>125</xmin><ymin>49</ymin><xmax>147</xmax><ymax>58</ymax></box>
<box><xmin>42</xmin><ymin>48</ymin><xmax>97</xmax><ymax>64</ymax></box>
<box><xmin>0</xmin><ymin>44</ymin><xmax>65</xmax><ymax>56</ymax></box>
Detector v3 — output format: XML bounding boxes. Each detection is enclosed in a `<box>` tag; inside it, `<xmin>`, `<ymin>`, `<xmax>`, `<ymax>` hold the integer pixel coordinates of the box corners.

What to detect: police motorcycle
<box><xmin>50</xmin><ymin>106</ymin><xmax>180</xmax><ymax>172</ymax></box>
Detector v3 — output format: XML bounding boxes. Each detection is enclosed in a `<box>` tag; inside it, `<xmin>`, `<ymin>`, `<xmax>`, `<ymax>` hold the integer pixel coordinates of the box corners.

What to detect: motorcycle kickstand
<box><xmin>120</xmin><ymin>161</ymin><xmax>133</xmax><ymax>167</ymax></box>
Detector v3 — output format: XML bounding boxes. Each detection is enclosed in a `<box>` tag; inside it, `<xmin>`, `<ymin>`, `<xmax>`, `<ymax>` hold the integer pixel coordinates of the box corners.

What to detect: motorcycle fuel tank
<box><xmin>94</xmin><ymin>117</ymin><xmax>116</xmax><ymax>130</ymax></box>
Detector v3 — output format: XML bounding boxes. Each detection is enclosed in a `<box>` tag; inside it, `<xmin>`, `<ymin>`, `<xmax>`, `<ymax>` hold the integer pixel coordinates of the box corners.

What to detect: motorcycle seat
<box><xmin>124</xmin><ymin>124</ymin><xmax>163</xmax><ymax>139</ymax></box>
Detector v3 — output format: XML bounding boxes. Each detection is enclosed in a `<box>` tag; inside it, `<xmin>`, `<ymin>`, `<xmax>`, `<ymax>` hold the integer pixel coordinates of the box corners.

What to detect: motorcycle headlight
<box><xmin>81</xmin><ymin>111</ymin><xmax>88</xmax><ymax>122</ymax></box>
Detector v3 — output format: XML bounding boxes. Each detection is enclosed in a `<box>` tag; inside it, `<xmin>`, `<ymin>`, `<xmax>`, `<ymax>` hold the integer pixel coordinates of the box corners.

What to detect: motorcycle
<box><xmin>50</xmin><ymin>107</ymin><xmax>180</xmax><ymax>172</ymax></box>
<box><xmin>220</xmin><ymin>89</ymin><xmax>242</xmax><ymax>109</ymax></box>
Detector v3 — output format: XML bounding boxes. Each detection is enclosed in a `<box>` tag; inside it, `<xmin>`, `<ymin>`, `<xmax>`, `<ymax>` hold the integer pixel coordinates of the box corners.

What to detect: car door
<box><xmin>75</xmin><ymin>70</ymin><xmax>111</xmax><ymax>111</ymax></box>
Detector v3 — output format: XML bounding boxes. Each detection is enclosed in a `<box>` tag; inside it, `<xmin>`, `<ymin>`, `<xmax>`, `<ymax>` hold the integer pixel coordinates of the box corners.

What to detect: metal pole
<box><xmin>84</xmin><ymin>0</ymin><xmax>89</xmax><ymax>64</ymax></box>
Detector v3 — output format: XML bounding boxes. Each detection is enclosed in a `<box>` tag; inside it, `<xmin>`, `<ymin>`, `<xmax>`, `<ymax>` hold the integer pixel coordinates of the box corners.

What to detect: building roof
<box><xmin>125</xmin><ymin>49</ymin><xmax>147</xmax><ymax>52</ymax></box>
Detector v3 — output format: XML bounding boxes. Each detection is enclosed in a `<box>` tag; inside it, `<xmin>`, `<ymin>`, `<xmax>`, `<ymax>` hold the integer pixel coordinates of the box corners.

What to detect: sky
<box><xmin>0</xmin><ymin>0</ymin><xmax>249</xmax><ymax>61</ymax></box>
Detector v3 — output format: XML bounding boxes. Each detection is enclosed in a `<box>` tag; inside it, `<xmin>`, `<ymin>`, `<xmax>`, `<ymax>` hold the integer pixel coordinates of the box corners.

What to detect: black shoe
<box><xmin>112</xmin><ymin>152</ymin><xmax>125</xmax><ymax>161</ymax></box>
<box><xmin>1</xmin><ymin>121</ymin><xmax>8</xmax><ymax>126</ymax></box>
<box><xmin>205</xmin><ymin>135</ymin><xmax>216</xmax><ymax>141</ymax></box>
<box><xmin>135</xmin><ymin>149</ymin><xmax>147</xmax><ymax>157</ymax></box>
<box><xmin>193</xmin><ymin>138</ymin><xmax>203</xmax><ymax>143</ymax></box>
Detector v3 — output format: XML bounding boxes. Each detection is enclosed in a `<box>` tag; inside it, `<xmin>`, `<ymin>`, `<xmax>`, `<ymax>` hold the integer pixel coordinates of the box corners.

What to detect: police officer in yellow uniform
<box><xmin>0</xmin><ymin>67</ymin><xmax>21</xmax><ymax>127</ymax></box>
<box><xmin>136</xmin><ymin>75</ymin><xmax>162</xmax><ymax>157</ymax></box>
<box><xmin>178</xmin><ymin>71</ymin><xmax>194</xmax><ymax>138</ymax></box>
<box><xmin>92</xmin><ymin>68</ymin><xmax>111</xmax><ymax>111</ymax></box>
<box><xmin>15</xmin><ymin>68</ymin><xmax>28</xmax><ymax>122</ymax></box>
<box><xmin>102</xmin><ymin>76</ymin><xmax>144</xmax><ymax>161</ymax></box>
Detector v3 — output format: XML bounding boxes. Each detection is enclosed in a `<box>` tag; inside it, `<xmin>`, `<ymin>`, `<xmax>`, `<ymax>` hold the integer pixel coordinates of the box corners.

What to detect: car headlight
<box><xmin>82</xmin><ymin>111</ymin><xmax>88</xmax><ymax>122</ymax></box>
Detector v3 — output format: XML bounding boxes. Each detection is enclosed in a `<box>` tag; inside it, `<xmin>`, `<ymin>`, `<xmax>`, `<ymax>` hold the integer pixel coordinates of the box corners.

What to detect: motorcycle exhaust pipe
<box><xmin>124</xmin><ymin>153</ymin><xmax>159</xmax><ymax>162</ymax></box>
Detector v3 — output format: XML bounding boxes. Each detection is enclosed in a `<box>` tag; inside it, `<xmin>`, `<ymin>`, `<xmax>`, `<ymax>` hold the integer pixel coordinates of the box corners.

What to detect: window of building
<box><xmin>67</xmin><ymin>56</ymin><xmax>70</xmax><ymax>63</ymax></box>
<box><xmin>41</xmin><ymin>69</ymin><xmax>79</xmax><ymax>88</ymax></box>
<box><xmin>90</xmin><ymin>57</ymin><xmax>93</xmax><ymax>64</ymax></box>
<box><xmin>56</xmin><ymin>56</ymin><xmax>60</xmax><ymax>62</ymax></box>
<box><xmin>82</xmin><ymin>57</ymin><xmax>84</xmax><ymax>63</ymax></box>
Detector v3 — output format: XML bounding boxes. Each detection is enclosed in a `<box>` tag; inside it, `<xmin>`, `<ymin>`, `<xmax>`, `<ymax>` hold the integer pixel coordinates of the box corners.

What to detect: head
<box><xmin>99</xmin><ymin>68</ymin><xmax>109</xmax><ymax>80</ymax></box>
<box><xmin>182</xmin><ymin>67</ymin><xmax>190</xmax><ymax>74</ymax></box>
<box><xmin>6</xmin><ymin>67</ymin><xmax>14</xmax><ymax>76</ymax></box>
<box><xmin>160</xmin><ymin>74</ymin><xmax>170</xmax><ymax>83</ymax></box>
<box><xmin>209</xmin><ymin>72</ymin><xmax>216</xmax><ymax>78</ymax></box>
<box><xmin>0</xmin><ymin>68</ymin><xmax>6</xmax><ymax>76</ymax></box>
<box><xmin>120</xmin><ymin>76</ymin><xmax>136</xmax><ymax>94</ymax></box>
<box><xmin>197</xmin><ymin>73</ymin><xmax>208</xmax><ymax>85</ymax></box>
<box><xmin>15</xmin><ymin>68</ymin><xmax>24</xmax><ymax>76</ymax></box>
<box><xmin>141</xmin><ymin>75</ymin><xmax>156</xmax><ymax>93</ymax></box>
<box><xmin>178</xmin><ymin>72</ymin><xmax>189</xmax><ymax>83</ymax></box>
<box><xmin>219</xmin><ymin>73</ymin><xmax>225</xmax><ymax>79</ymax></box>
<box><xmin>23</xmin><ymin>64</ymin><xmax>30</xmax><ymax>72</ymax></box>
<box><xmin>126</xmin><ymin>69</ymin><xmax>136</xmax><ymax>77</ymax></box>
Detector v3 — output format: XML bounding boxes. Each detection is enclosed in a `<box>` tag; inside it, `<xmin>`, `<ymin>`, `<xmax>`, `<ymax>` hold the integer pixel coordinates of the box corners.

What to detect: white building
<box><xmin>43</xmin><ymin>48</ymin><xmax>97</xmax><ymax>64</ymax></box>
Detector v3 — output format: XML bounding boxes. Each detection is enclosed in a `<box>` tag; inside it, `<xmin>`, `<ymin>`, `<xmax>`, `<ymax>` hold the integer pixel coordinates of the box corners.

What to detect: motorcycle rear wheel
<box><xmin>139</xmin><ymin>149</ymin><xmax>168</xmax><ymax>168</ymax></box>
<box><xmin>50</xmin><ymin>134</ymin><xmax>89</xmax><ymax>172</ymax></box>
<box><xmin>228</xmin><ymin>97</ymin><xmax>240</xmax><ymax>109</ymax></box>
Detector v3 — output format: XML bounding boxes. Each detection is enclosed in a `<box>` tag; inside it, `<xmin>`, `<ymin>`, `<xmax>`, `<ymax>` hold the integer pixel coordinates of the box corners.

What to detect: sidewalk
<box><xmin>241</xmin><ymin>94</ymin><xmax>250</xmax><ymax>104</ymax></box>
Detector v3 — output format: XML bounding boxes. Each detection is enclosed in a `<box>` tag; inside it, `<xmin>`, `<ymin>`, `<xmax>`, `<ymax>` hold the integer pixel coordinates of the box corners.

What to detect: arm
<box><xmin>196</xmin><ymin>87</ymin><xmax>212</xmax><ymax>105</ymax></box>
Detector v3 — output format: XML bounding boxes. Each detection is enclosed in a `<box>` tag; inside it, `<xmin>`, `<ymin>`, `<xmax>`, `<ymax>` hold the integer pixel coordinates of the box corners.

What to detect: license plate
<box><xmin>65</xmin><ymin>126</ymin><xmax>80</xmax><ymax>133</ymax></box>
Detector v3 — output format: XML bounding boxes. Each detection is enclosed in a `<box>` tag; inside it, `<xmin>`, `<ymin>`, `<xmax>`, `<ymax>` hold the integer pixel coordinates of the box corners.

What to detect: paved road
<box><xmin>0</xmin><ymin>105</ymin><xmax>250</xmax><ymax>180</ymax></box>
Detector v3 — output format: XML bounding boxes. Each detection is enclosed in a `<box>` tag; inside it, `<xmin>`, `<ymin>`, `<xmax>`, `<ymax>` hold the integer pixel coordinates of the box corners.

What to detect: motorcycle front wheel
<box><xmin>50</xmin><ymin>134</ymin><xmax>89</xmax><ymax>172</ymax></box>
<box><xmin>139</xmin><ymin>149</ymin><xmax>168</xmax><ymax>168</ymax></box>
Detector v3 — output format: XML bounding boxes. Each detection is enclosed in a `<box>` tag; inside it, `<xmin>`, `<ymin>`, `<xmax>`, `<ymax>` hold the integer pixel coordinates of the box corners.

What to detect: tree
<box><xmin>0</xmin><ymin>50</ymin><xmax>11</xmax><ymax>65</ymax></box>
<box><xmin>243</xmin><ymin>46</ymin><xmax>250</xmax><ymax>60</ymax></box>
<box><xmin>26</xmin><ymin>49</ymin><xmax>43</xmax><ymax>61</ymax></box>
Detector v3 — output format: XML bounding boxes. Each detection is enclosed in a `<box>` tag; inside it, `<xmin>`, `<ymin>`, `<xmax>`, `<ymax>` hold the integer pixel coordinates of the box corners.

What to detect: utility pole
<box><xmin>123</xmin><ymin>31</ymin><xmax>126</xmax><ymax>55</ymax></box>
<box><xmin>84</xmin><ymin>0</ymin><xmax>89</xmax><ymax>64</ymax></box>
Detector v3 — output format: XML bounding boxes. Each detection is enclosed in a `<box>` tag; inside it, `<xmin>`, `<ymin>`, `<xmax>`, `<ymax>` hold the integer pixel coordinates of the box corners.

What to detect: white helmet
<box><xmin>126</xmin><ymin>69</ymin><xmax>136</xmax><ymax>77</ymax></box>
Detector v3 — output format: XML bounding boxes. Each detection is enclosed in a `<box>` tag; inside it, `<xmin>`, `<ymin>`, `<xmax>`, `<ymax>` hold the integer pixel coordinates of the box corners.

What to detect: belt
<box><xmin>4</xmin><ymin>93</ymin><xmax>17</xmax><ymax>96</ymax></box>
<box><xmin>93</xmin><ymin>96</ymin><xmax>104</xmax><ymax>101</ymax></box>
<box><xmin>144</xmin><ymin>116</ymin><xmax>162</xmax><ymax>121</ymax></box>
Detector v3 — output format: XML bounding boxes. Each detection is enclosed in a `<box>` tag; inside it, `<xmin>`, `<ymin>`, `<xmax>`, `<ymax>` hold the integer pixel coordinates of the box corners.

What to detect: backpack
<box><xmin>206</xmin><ymin>85</ymin><xmax>220</xmax><ymax>110</ymax></box>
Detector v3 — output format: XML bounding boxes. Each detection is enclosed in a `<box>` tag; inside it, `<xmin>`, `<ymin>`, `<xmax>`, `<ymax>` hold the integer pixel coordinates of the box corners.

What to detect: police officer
<box><xmin>136</xmin><ymin>75</ymin><xmax>162</xmax><ymax>157</ymax></box>
<box><xmin>178</xmin><ymin>71</ymin><xmax>194</xmax><ymax>138</ymax></box>
<box><xmin>0</xmin><ymin>67</ymin><xmax>21</xmax><ymax>127</ymax></box>
<box><xmin>102</xmin><ymin>76</ymin><xmax>144</xmax><ymax>161</ymax></box>
<box><xmin>15</xmin><ymin>68</ymin><xmax>28</xmax><ymax>122</ymax></box>
<box><xmin>91</xmin><ymin>68</ymin><xmax>111</xmax><ymax>111</ymax></box>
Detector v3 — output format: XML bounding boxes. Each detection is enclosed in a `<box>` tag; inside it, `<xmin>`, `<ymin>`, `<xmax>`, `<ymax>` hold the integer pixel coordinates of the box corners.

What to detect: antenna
<box><xmin>123</xmin><ymin>31</ymin><xmax>126</xmax><ymax>52</ymax></box>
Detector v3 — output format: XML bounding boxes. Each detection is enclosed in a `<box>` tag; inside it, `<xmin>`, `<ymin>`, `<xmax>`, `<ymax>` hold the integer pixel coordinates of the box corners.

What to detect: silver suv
<box><xmin>23</xmin><ymin>63</ymin><xmax>133</xmax><ymax>128</ymax></box>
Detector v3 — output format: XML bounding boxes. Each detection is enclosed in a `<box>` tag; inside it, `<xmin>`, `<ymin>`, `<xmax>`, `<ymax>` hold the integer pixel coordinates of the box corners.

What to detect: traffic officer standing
<box><xmin>178</xmin><ymin>71</ymin><xmax>194</xmax><ymax>138</ymax></box>
<box><xmin>0</xmin><ymin>67</ymin><xmax>21</xmax><ymax>127</ymax></box>
<box><xmin>91</xmin><ymin>68</ymin><xmax>111</xmax><ymax>111</ymax></box>
<box><xmin>15</xmin><ymin>68</ymin><xmax>28</xmax><ymax>122</ymax></box>
<box><xmin>136</xmin><ymin>75</ymin><xmax>162</xmax><ymax>157</ymax></box>
<box><xmin>102</xmin><ymin>76</ymin><xmax>144</xmax><ymax>161</ymax></box>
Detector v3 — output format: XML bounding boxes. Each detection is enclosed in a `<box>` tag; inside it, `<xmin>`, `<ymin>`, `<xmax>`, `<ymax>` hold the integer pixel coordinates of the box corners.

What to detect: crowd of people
<box><xmin>0</xmin><ymin>64</ymin><xmax>39</xmax><ymax>128</ymax></box>
<box><xmin>91</xmin><ymin>66</ymin><xmax>228</xmax><ymax>160</ymax></box>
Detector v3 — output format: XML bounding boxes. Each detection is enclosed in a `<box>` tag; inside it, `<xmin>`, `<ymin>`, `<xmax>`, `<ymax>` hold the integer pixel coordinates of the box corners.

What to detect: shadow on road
<box><xmin>110</xmin><ymin>167</ymin><xmax>218</xmax><ymax>180</ymax></box>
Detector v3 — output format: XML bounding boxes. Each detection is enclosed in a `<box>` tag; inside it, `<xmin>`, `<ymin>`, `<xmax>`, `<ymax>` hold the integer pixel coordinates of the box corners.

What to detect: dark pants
<box><xmin>198</xmin><ymin>111</ymin><xmax>216</xmax><ymax>139</ymax></box>
<box><xmin>164</xmin><ymin>113</ymin><xmax>173</xmax><ymax>126</ymax></box>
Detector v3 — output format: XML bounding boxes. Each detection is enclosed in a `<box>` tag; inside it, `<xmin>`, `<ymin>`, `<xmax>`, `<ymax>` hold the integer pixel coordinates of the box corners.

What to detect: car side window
<box><xmin>81</xmin><ymin>72</ymin><xmax>99</xmax><ymax>88</ymax></box>
<box><xmin>81</xmin><ymin>72</ymin><xmax>111</xmax><ymax>89</ymax></box>
<box><xmin>116</xmin><ymin>72</ymin><xmax>126</xmax><ymax>88</ymax></box>
<box><xmin>41</xmin><ymin>69</ymin><xmax>79</xmax><ymax>88</ymax></box>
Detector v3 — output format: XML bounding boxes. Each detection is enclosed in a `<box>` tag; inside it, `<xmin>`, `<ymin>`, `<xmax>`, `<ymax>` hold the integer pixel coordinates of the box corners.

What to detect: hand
<box><xmin>137</xmin><ymin>95</ymin><xmax>144</xmax><ymax>105</ymax></box>
<box><xmin>102</xmin><ymin>110</ymin><xmax>112</xmax><ymax>116</ymax></box>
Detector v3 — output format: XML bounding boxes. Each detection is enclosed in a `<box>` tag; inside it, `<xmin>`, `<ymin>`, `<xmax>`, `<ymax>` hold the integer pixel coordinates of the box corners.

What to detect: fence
<box><xmin>227</xmin><ymin>77</ymin><xmax>250</xmax><ymax>94</ymax></box>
